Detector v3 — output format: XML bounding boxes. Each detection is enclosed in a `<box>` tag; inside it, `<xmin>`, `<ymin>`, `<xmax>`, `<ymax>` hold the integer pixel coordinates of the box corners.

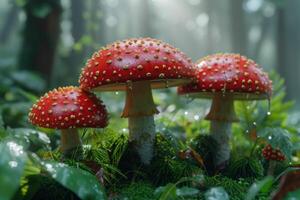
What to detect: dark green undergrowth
<box><xmin>112</xmin><ymin>182</ymin><xmax>156</xmax><ymax>200</ymax></box>
<box><xmin>148</xmin><ymin>134</ymin><xmax>202</xmax><ymax>185</ymax></box>
<box><xmin>0</xmin><ymin>72</ymin><xmax>299</xmax><ymax>200</ymax></box>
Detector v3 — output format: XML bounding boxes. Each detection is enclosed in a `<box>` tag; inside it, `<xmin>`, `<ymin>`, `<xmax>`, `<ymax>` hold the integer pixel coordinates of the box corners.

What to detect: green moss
<box><xmin>148</xmin><ymin>134</ymin><xmax>202</xmax><ymax>185</ymax></box>
<box><xmin>112</xmin><ymin>182</ymin><xmax>155</xmax><ymax>200</ymax></box>
<box><xmin>118</xmin><ymin>141</ymin><xmax>146</xmax><ymax>181</ymax></box>
<box><xmin>191</xmin><ymin>134</ymin><xmax>218</xmax><ymax>175</ymax></box>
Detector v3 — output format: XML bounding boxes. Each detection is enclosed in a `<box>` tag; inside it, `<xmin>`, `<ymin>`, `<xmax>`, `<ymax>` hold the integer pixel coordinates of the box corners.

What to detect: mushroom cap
<box><xmin>178</xmin><ymin>53</ymin><xmax>272</xmax><ymax>100</ymax></box>
<box><xmin>262</xmin><ymin>144</ymin><xmax>285</xmax><ymax>161</ymax></box>
<box><xmin>79</xmin><ymin>37</ymin><xmax>195</xmax><ymax>91</ymax></box>
<box><xmin>28</xmin><ymin>86</ymin><xmax>108</xmax><ymax>129</ymax></box>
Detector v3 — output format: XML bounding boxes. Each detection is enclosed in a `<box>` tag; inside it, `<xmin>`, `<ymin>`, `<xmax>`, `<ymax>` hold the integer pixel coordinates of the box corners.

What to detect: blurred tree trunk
<box><xmin>18</xmin><ymin>0</ymin><xmax>62</xmax><ymax>85</ymax></box>
<box><xmin>206</xmin><ymin>0</ymin><xmax>214</xmax><ymax>54</ymax></box>
<box><xmin>139</xmin><ymin>0</ymin><xmax>155</xmax><ymax>37</ymax></box>
<box><xmin>86</xmin><ymin>0</ymin><xmax>105</xmax><ymax>52</ymax></box>
<box><xmin>230</xmin><ymin>0</ymin><xmax>247</xmax><ymax>54</ymax></box>
<box><xmin>253</xmin><ymin>19</ymin><xmax>269</xmax><ymax>59</ymax></box>
<box><xmin>67</xmin><ymin>0</ymin><xmax>85</xmax><ymax>74</ymax></box>
<box><xmin>276</xmin><ymin>0</ymin><xmax>300</xmax><ymax>101</ymax></box>
<box><xmin>0</xmin><ymin>3</ymin><xmax>19</xmax><ymax>44</ymax></box>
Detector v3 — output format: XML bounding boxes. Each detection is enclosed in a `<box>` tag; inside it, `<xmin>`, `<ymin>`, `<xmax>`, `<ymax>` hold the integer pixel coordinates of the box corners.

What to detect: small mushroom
<box><xmin>262</xmin><ymin>144</ymin><xmax>285</xmax><ymax>175</ymax></box>
<box><xmin>178</xmin><ymin>53</ymin><xmax>272</xmax><ymax>169</ymax></box>
<box><xmin>79</xmin><ymin>38</ymin><xmax>196</xmax><ymax>164</ymax></box>
<box><xmin>28</xmin><ymin>86</ymin><xmax>108</xmax><ymax>158</ymax></box>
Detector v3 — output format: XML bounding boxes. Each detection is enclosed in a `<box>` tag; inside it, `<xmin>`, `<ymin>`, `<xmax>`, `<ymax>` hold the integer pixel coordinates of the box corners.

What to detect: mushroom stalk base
<box><xmin>206</xmin><ymin>95</ymin><xmax>237</xmax><ymax>169</ymax></box>
<box><xmin>210</xmin><ymin>121</ymin><xmax>232</xmax><ymax>168</ymax></box>
<box><xmin>61</xmin><ymin>129</ymin><xmax>82</xmax><ymax>158</ymax></box>
<box><xmin>122</xmin><ymin>81</ymin><xmax>158</xmax><ymax>165</ymax></box>
<box><xmin>128</xmin><ymin>116</ymin><xmax>156</xmax><ymax>165</ymax></box>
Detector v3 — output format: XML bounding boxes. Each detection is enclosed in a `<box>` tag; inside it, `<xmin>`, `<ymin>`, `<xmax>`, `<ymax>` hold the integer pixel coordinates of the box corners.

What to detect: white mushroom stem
<box><xmin>205</xmin><ymin>94</ymin><xmax>238</xmax><ymax>169</ymax></box>
<box><xmin>122</xmin><ymin>81</ymin><xmax>158</xmax><ymax>165</ymax></box>
<box><xmin>60</xmin><ymin>129</ymin><xmax>82</xmax><ymax>156</ymax></box>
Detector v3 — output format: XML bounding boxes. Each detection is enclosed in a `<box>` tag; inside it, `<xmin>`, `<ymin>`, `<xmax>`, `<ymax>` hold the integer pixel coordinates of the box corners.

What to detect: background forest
<box><xmin>1</xmin><ymin>0</ymin><xmax>300</xmax><ymax>200</ymax></box>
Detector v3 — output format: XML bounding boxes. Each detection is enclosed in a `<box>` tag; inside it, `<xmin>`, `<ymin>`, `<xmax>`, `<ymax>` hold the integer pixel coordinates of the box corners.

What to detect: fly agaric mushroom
<box><xmin>262</xmin><ymin>144</ymin><xmax>285</xmax><ymax>175</ymax></box>
<box><xmin>28</xmin><ymin>86</ymin><xmax>108</xmax><ymax>157</ymax></box>
<box><xmin>178</xmin><ymin>53</ymin><xmax>272</xmax><ymax>169</ymax></box>
<box><xmin>79</xmin><ymin>38</ymin><xmax>195</xmax><ymax>164</ymax></box>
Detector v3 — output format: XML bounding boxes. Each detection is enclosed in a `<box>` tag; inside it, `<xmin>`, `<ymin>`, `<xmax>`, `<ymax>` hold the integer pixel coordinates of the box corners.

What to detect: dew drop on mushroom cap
<box><xmin>28</xmin><ymin>86</ymin><xmax>108</xmax><ymax>157</ymax></box>
<box><xmin>178</xmin><ymin>53</ymin><xmax>272</xmax><ymax>169</ymax></box>
<box><xmin>79</xmin><ymin>37</ymin><xmax>196</xmax><ymax>164</ymax></box>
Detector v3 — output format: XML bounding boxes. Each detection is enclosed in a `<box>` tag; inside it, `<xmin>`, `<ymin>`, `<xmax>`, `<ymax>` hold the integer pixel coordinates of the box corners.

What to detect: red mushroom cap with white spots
<box><xmin>262</xmin><ymin>144</ymin><xmax>285</xmax><ymax>161</ymax></box>
<box><xmin>28</xmin><ymin>86</ymin><xmax>108</xmax><ymax>129</ymax></box>
<box><xmin>79</xmin><ymin>38</ymin><xmax>195</xmax><ymax>91</ymax></box>
<box><xmin>178</xmin><ymin>53</ymin><xmax>272</xmax><ymax>100</ymax></box>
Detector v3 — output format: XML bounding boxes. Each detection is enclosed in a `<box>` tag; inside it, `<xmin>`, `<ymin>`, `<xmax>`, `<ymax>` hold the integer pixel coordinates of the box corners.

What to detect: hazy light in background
<box><xmin>186</xmin><ymin>20</ymin><xmax>196</xmax><ymax>31</ymax></box>
<box><xmin>187</xmin><ymin>0</ymin><xmax>202</xmax><ymax>6</ymax></box>
<box><xmin>60</xmin><ymin>0</ymin><xmax>73</xmax><ymax>49</ymax></box>
<box><xmin>249</xmin><ymin>26</ymin><xmax>261</xmax><ymax>43</ymax></box>
<box><xmin>263</xmin><ymin>3</ymin><xmax>276</xmax><ymax>17</ymax></box>
<box><xmin>61</xmin><ymin>20</ymin><xmax>73</xmax><ymax>48</ymax></box>
<box><xmin>106</xmin><ymin>15</ymin><xmax>118</xmax><ymax>27</ymax></box>
<box><xmin>196</xmin><ymin>13</ymin><xmax>209</xmax><ymax>27</ymax></box>
<box><xmin>243</xmin><ymin>0</ymin><xmax>263</xmax><ymax>12</ymax></box>
<box><xmin>151</xmin><ymin>0</ymin><xmax>170</xmax><ymax>4</ymax></box>
<box><xmin>105</xmin><ymin>0</ymin><xmax>119</xmax><ymax>8</ymax></box>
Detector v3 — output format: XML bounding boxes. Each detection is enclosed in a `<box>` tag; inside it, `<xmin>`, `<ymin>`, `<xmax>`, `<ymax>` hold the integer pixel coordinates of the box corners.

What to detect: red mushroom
<box><xmin>79</xmin><ymin>38</ymin><xmax>195</xmax><ymax>164</ymax></box>
<box><xmin>28</xmin><ymin>86</ymin><xmax>108</xmax><ymax>157</ymax></box>
<box><xmin>262</xmin><ymin>144</ymin><xmax>285</xmax><ymax>175</ymax></box>
<box><xmin>178</xmin><ymin>53</ymin><xmax>272</xmax><ymax>169</ymax></box>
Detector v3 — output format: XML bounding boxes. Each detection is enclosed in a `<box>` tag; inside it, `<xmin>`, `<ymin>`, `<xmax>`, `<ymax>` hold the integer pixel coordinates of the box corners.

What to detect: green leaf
<box><xmin>12</xmin><ymin>128</ymin><xmax>51</xmax><ymax>147</ymax></box>
<box><xmin>155</xmin><ymin>183</ymin><xmax>177</xmax><ymax>200</ymax></box>
<box><xmin>17</xmin><ymin>89</ymin><xmax>38</xmax><ymax>103</ymax></box>
<box><xmin>245</xmin><ymin>176</ymin><xmax>274</xmax><ymax>200</ymax></box>
<box><xmin>176</xmin><ymin>186</ymin><xmax>199</xmax><ymax>197</ymax></box>
<box><xmin>283</xmin><ymin>189</ymin><xmax>300</xmax><ymax>200</ymax></box>
<box><xmin>10</xmin><ymin>71</ymin><xmax>45</xmax><ymax>92</ymax></box>
<box><xmin>205</xmin><ymin>187</ymin><xmax>229</xmax><ymax>200</ymax></box>
<box><xmin>259</xmin><ymin>127</ymin><xmax>293</xmax><ymax>159</ymax></box>
<box><xmin>0</xmin><ymin>140</ymin><xmax>28</xmax><ymax>200</ymax></box>
<box><xmin>41</xmin><ymin>161</ymin><xmax>107</xmax><ymax>200</ymax></box>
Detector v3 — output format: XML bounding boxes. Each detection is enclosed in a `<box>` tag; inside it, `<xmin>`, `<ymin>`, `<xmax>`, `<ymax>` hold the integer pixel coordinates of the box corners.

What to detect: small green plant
<box><xmin>227</xmin><ymin>156</ymin><xmax>264</xmax><ymax>179</ymax></box>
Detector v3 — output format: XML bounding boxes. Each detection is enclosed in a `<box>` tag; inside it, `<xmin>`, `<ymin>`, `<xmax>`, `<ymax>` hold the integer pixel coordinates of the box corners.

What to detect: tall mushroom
<box><xmin>28</xmin><ymin>86</ymin><xmax>108</xmax><ymax>158</ymax></box>
<box><xmin>79</xmin><ymin>38</ymin><xmax>195</xmax><ymax>164</ymax></box>
<box><xmin>178</xmin><ymin>53</ymin><xmax>272</xmax><ymax>169</ymax></box>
